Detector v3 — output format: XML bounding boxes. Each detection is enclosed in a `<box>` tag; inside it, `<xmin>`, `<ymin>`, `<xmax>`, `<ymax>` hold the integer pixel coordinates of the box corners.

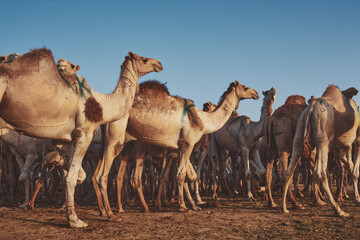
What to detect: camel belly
<box><xmin>0</xmin><ymin>85</ymin><xmax>78</xmax><ymax>141</ymax></box>
<box><xmin>127</xmin><ymin>118</ymin><xmax>180</xmax><ymax>149</ymax></box>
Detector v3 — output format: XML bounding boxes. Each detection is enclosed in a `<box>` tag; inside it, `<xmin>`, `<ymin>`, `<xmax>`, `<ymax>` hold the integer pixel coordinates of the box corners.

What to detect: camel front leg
<box><xmin>65</xmin><ymin>129</ymin><xmax>93</xmax><ymax>228</ymax></box>
<box><xmin>28</xmin><ymin>163</ymin><xmax>47</xmax><ymax>209</ymax></box>
<box><xmin>155</xmin><ymin>153</ymin><xmax>169</xmax><ymax>210</ymax></box>
<box><xmin>116</xmin><ymin>159</ymin><xmax>129</xmax><ymax>213</ymax></box>
<box><xmin>133</xmin><ymin>154</ymin><xmax>149</xmax><ymax>213</ymax></box>
<box><xmin>241</xmin><ymin>148</ymin><xmax>254</xmax><ymax>201</ymax></box>
<box><xmin>195</xmin><ymin>149</ymin><xmax>208</xmax><ymax>205</ymax></box>
<box><xmin>91</xmin><ymin>158</ymin><xmax>106</xmax><ymax>216</ymax></box>
<box><xmin>177</xmin><ymin>142</ymin><xmax>194</xmax><ymax>212</ymax></box>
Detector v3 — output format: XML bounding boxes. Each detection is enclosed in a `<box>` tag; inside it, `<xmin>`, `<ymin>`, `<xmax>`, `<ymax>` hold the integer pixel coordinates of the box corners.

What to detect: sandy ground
<box><xmin>1</xmin><ymin>189</ymin><xmax>360</xmax><ymax>240</ymax></box>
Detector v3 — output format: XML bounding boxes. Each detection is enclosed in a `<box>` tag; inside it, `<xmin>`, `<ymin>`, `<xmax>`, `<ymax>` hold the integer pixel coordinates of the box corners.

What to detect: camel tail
<box><xmin>292</xmin><ymin>103</ymin><xmax>314</xmax><ymax>156</ymax></box>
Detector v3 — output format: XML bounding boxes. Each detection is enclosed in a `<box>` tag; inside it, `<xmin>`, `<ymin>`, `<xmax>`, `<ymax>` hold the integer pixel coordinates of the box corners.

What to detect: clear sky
<box><xmin>1</xmin><ymin>0</ymin><xmax>359</xmax><ymax>120</ymax></box>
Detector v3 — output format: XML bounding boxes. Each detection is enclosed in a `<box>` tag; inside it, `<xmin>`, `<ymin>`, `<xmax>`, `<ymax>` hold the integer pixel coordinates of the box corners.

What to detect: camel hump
<box><xmin>139</xmin><ymin>80</ymin><xmax>170</xmax><ymax>96</ymax></box>
<box><xmin>284</xmin><ymin>95</ymin><xmax>306</xmax><ymax>105</ymax></box>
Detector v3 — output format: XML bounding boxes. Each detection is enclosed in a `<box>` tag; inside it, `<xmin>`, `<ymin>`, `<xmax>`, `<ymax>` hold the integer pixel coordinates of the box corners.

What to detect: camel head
<box><xmin>262</xmin><ymin>87</ymin><xmax>277</xmax><ymax>104</ymax></box>
<box><xmin>342</xmin><ymin>87</ymin><xmax>358</xmax><ymax>99</ymax></box>
<box><xmin>233</xmin><ymin>80</ymin><xmax>259</xmax><ymax>101</ymax></box>
<box><xmin>57</xmin><ymin>58</ymin><xmax>80</xmax><ymax>74</ymax></box>
<box><xmin>125</xmin><ymin>52</ymin><xmax>163</xmax><ymax>76</ymax></box>
<box><xmin>203</xmin><ymin>101</ymin><xmax>217</xmax><ymax>112</ymax></box>
<box><xmin>0</xmin><ymin>52</ymin><xmax>20</xmax><ymax>63</ymax></box>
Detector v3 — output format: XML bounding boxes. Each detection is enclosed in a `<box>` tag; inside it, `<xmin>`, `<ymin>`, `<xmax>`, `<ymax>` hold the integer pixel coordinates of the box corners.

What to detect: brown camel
<box><xmin>281</xmin><ymin>85</ymin><xmax>360</xmax><ymax>217</ymax></box>
<box><xmin>0</xmin><ymin>48</ymin><xmax>163</xmax><ymax>228</ymax></box>
<box><xmin>210</xmin><ymin>87</ymin><xmax>276</xmax><ymax>200</ymax></box>
<box><xmin>93</xmin><ymin>80</ymin><xmax>259</xmax><ymax>220</ymax></box>
<box><xmin>265</xmin><ymin>95</ymin><xmax>311</xmax><ymax>208</ymax></box>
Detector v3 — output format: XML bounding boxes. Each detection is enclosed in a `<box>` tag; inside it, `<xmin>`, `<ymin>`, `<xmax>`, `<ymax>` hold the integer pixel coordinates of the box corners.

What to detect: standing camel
<box><xmin>281</xmin><ymin>85</ymin><xmax>360</xmax><ymax>217</ymax></box>
<box><xmin>265</xmin><ymin>95</ymin><xmax>310</xmax><ymax>208</ymax></box>
<box><xmin>0</xmin><ymin>48</ymin><xmax>163</xmax><ymax>228</ymax></box>
<box><xmin>94</xmin><ymin>80</ymin><xmax>260</xmax><ymax>220</ymax></box>
<box><xmin>210</xmin><ymin>87</ymin><xmax>276</xmax><ymax>200</ymax></box>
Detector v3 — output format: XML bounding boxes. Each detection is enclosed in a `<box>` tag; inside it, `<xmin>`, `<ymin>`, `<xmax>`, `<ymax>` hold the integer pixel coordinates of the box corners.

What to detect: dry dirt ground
<box><xmin>1</xmin><ymin>189</ymin><xmax>360</xmax><ymax>240</ymax></box>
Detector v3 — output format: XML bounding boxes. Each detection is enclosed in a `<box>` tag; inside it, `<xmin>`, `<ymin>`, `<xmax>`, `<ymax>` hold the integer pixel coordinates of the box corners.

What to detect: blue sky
<box><xmin>1</xmin><ymin>0</ymin><xmax>359</xmax><ymax>120</ymax></box>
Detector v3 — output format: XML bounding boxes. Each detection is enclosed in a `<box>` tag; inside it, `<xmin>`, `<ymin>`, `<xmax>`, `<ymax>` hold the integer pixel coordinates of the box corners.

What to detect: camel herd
<box><xmin>0</xmin><ymin>48</ymin><xmax>359</xmax><ymax>228</ymax></box>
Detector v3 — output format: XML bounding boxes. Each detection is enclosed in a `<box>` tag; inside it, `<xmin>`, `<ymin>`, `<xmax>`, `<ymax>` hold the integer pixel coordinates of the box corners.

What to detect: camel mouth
<box><xmin>253</xmin><ymin>95</ymin><xmax>260</xmax><ymax>100</ymax></box>
<box><xmin>154</xmin><ymin>67</ymin><xmax>163</xmax><ymax>72</ymax></box>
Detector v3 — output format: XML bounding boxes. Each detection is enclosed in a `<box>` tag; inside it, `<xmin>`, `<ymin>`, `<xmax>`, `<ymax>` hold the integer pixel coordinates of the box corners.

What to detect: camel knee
<box><xmin>77</xmin><ymin>167</ymin><xmax>86</xmax><ymax>184</ymax></box>
<box><xmin>245</xmin><ymin>169</ymin><xmax>251</xmax><ymax>180</ymax></box>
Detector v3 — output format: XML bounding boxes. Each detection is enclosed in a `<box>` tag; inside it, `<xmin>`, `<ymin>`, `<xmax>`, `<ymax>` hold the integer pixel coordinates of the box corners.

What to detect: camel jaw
<box><xmin>154</xmin><ymin>67</ymin><xmax>163</xmax><ymax>72</ymax></box>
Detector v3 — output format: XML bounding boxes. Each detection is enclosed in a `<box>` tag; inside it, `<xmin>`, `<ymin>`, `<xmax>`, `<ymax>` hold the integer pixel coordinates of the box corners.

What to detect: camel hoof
<box><xmin>69</xmin><ymin>219</ymin><xmax>88</xmax><ymax>228</ymax></box>
<box><xmin>19</xmin><ymin>203</ymin><xmax>27</xmax><ymax>209</ymax></box>
<box><xmin>108</xmin><ymin>215</ymin><xmax>120</xmax><ymax>222</ymax></box>
<box><xmin>144</xmin><ymin>209</ymin><xmax>150</xmax><ymax>213</ymax></box>
<box><xmin>117</xmin><ymin>209</ymin><xmax>125</xmax><ymax>214</ymax></box>
<box><xmin>192</xmin><ymin>205</ymin><xmax>201</xmax><ymax>211</ymax></box>
<box><xmin>316</xmin><ymin>200</ymin><xmax>326</xmax><ymax>206</ymax></box>
<box><xmin>294</xmin><ymin>203</ymin><xmax>305</xmax><ymax>210</ymax></box>
<box><xmin>196</xmin><ymin>200</ymin><xmax>206</xmax><ymax>205</ymax></box>
<box><xmin>169</xmin><ymin>198</ymin><xmax>176</xmax><ymax>203</ymax></box>
<box><xmin>281</xmin><ymin>208</ymin><xmax>290</xmax><ymax>214</ymax></box>
<box><xmin>336</xmin><ymin>211</ymin><xmax>350</xmax><ymax>218</ymax></box>
<box><xmin>179</xmin><ymin>207</ymin><xmax>190</xmax><ymax>213</ymax></box>
<box><xmin>268</xmin><ymin>202</ymin><xmax>279</xmax><ymax>208</ymax></box>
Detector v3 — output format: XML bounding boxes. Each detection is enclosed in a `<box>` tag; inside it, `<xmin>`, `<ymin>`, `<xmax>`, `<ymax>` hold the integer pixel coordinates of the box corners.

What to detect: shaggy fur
<box><xmin>84</xmin><ymin>97</ymin><xmax>103</xmax><ymax>122</ymax></box>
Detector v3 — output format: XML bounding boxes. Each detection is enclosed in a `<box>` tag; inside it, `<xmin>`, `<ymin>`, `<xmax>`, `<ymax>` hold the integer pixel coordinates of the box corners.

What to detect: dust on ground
<box><xmin>0</xmin><ymin>189</ymin><xmax>359</xmax><ymax>240</ymax></box>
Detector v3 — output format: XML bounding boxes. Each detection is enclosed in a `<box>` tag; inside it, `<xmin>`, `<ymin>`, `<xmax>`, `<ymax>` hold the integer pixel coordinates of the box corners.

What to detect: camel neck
<box><xmin>94</xmin><ymin>60</ymin><xmax>140</xmax><ymax>124</ymax></box>
<box><xmin>201</xmin><ymin>90</ymin><xmax>239</xmax><ymax>134</ymax></box>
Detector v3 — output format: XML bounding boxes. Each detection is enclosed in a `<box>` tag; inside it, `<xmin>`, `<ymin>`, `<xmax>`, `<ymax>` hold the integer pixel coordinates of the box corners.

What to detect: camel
<box><xmin>0</xmin><ymin>129</ymin><xmax>47</xmax><ymax>208</ymax></box>
<box><xmin>112</xmin><ymin>101</ymin><xmax>218</xmax><ymax>212</ymax></box>
<box><xmin>0</xmin><ymin>48</ymin><xmax>163</xmax><ymax>228</ymax></box>
<box><xmin>94</xmin><ymin>79</ymin><xmax>260</xmax><ymax>220</ymax></box>
<box><xmin>265</xmin><ymin>95</ymin><xmax>309</xmax><ymax>208</ymax></box>
<box><xmin>210</xmin><ymin>87</ymin><xmax>276</xmax><ymax>200</ymax></box>
<box><xmin>281</xmin><ymin>85</ymin><xmax>360</xmax><ymax>217</ymax></box>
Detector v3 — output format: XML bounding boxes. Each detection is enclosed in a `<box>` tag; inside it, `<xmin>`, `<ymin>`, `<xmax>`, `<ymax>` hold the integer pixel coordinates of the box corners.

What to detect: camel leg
<box><xmin>65</xmin><ymin>129</ymin><xmax>93</xmax><ymax>228</ymax></box>
<box><xmin>265</xmin><ymin>150</ymin><xmax>277</xmax><ymax>207</ymax></box>
<box><xmin>352</xmin><ymin>139</ymin><xmax>360</xmax><ymax>204</ymax></box>
<box><xmin>219</xmin><ymin>150</ymin><xmax>232</xmax><ymax>196</ymax></box>
<box><xmin>155</xmin><ymin>153</ymin><xmax>168</xmax><ymax>210</ymax></box>
<box><xmin>316</xmin><ymin>144</ymin><xmax>349</xmax><ymax>217</ymax></box>
<box><xmin>177</xmin><ymin>142</ymin><xmax>195</xmax><ymax>212</ymax></box>
<box><xmin>184</xmin><ymin>181</ymin><xmax>201</xmax><ymax>211</ymax></box>
<box><xmin>96</xmin><ymin>120</ymin><xmax>127</xmax><ymax>221</ymax></box>
<box><xmin>133</xmin><ymin>153</ymin><xmax>149</xmax><ymax>213</ymax></box>
<box><xmin>28</xmin><ymin>164</ymin><xmax>47</xmax><ymax>209</ymax></box>
<box><xmin>163</xmin><ymin>157</ymin><xmax>173</xmax><ymax>206</ymax></box>
<box><xmin>211</xmin><ymin>154</ymin><xmax>219</xmax><ymax>201</ymax></box>
<box><xmin>195</xmin><ymin>149</ymin><xmax>208</xmax><ymax>205</ymax></box>
<box><xmin>91</xmin><ymin>158</ymin><xmax>106</xmax><ymax>216</ymax></box>
<box><xmin>116</xmin><ymin>158</ymin><xmax>129</xmax><ymax>213</ymax></box>
<box><xmin>281</xmin><ymin>142</ymin><xmax>303</xmax><ymax>214</ymax></box>
<box><xmin>241</xmin><ymin>148</ymin><xmax>255</xmax><ymax>201</ymax></box>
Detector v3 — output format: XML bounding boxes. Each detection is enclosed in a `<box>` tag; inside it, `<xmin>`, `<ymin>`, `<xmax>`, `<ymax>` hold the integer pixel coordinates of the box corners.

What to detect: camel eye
<box><xmin>143</xmin><ymin>59</ymin><xmax>148</xmax><ymax>63</ymax></box>
<box><xmin>71</xmin><ymin>64</ymin><xmax>75</xmax><ymax>69</ymax></box>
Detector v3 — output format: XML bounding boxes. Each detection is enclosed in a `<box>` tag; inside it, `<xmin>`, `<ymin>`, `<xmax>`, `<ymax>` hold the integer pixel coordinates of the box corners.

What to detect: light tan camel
<box><xmin>0</xmin><ymin>48</ymin><xmax>163</xmax><ymax>228</ymax></box>
<box><xmin>210</xmin><ymin>87</ymin><xmax>276</xmax><ymax>200</ymax></box>
<box><xmin>94</xmin><ymin>80</ymin><xmax>260</xmax><ymax>220</ymax></box>
<box><xmin>265</xmin><ymin>95</ymin><xmax>310</xmax><ymax>208</ymax></box>
<box><xmin>111</xmin><ymin>101</ymin><xmax>218</xmax><ymax>213</ymax></box>
<box><xmin>281</xmin><ymin>85</ymin><xmax>360</xmax><ymax>217</ymax></box>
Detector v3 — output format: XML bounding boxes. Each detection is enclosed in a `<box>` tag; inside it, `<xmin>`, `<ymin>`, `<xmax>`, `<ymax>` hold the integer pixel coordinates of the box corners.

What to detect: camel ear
<box><xmin>234</xmin><ymin>80</ymin><xmax>239</xmax><ymax>86</ymax></box>
<box><xmin>128</xmin><ymin>52</ymin><xmax>135</xmax><ymax>59</ymax></box>
<box><xmin>262</xmin><ymin>90</ymin><xmax>265</xmax><ymax>95</ymax></box>
<box><xmin>76</xmin><ymin>65</ymin><xmax>80</xmax><ymax>71</ymax></box>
